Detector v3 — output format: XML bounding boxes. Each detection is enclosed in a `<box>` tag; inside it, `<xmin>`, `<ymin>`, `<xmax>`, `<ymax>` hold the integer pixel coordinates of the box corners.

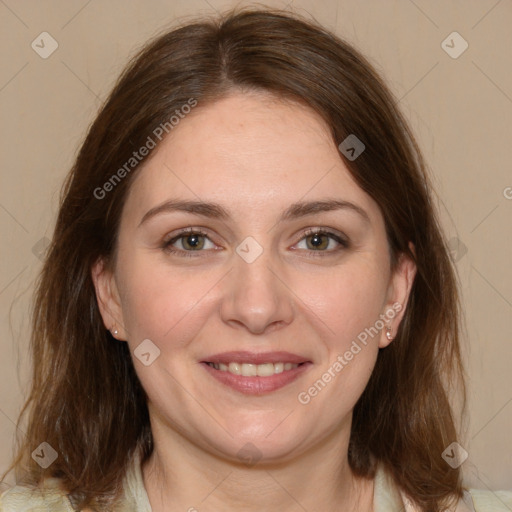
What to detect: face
<box><xmin>93</xmin><ymin>91</ymin><xmax>415</xmax><ymax>464</ymax></box>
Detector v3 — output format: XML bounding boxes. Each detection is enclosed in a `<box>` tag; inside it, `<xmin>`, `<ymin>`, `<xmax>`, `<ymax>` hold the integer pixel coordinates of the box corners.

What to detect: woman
<box><xmin>1</xmin><ymin>7</ymin><xmax>510</xmax><ymax>512</ymax></box>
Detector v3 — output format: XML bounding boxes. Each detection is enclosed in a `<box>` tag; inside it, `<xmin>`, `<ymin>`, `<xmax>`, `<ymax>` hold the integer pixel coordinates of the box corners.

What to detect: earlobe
<box><xmin>91</xmin><ymin>258</ymin><xmax>127</xmax><ymax>340</ymax></box>
<box><xmin>379</xmin><ymin>247</ymin><xmax>417</xmax><ymax>348</ymax></box>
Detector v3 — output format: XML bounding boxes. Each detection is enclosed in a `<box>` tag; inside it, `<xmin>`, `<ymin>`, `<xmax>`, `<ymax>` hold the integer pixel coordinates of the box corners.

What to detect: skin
<box><xmin>92</xmin><ymin>91</ymin><xmax>416</xmax><ymax>512</ymax></box>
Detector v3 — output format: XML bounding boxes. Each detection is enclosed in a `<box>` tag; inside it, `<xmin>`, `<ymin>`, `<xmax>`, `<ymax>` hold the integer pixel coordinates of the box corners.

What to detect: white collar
<box><xmin>122</xmin><ymin>450</ymin><xmax>420</xmax><ymax>511</ymax></box>
<box><xmin>123</xmin><ymin>448</ymin><xmax>487</xmax><ymax>512</ymax></box>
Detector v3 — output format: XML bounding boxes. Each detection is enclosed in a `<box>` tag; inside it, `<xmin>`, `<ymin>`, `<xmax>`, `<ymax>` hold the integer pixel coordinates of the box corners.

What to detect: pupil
<box><xmin>186</xmin><ymin>234</ymin><xmax>201</xmax><ymax>249</ymax></box>
<box><xmin>309</xmin><ymin>233</ymin><xmax>326</xmax><ymax>249</ymax></box>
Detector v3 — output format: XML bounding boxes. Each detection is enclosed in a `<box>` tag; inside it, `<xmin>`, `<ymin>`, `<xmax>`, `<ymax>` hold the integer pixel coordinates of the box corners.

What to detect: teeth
<box><xmin>256</xmin><ymin>363</ymin><xmax>275</xmax><ymax>377</ymax></box>
<box><xmin>228</xmin><ymin>362</ymin><xmax>241</xmax><ymax>375</ymax></box>
<box><xmin>208</xmin><ymin>362</ymin><xmax>299</xmax><ymax>376</ymax></box>
<box><xmin>241</xmin><ymin>364</ymin><xmax>257</xmax><ymax>377</ymax></box>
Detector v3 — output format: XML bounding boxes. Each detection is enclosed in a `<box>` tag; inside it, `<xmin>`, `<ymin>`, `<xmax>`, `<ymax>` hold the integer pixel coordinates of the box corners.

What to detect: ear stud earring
<box><xmin>111</xmin><ymin>327</ymin><xmax>119</xmax><ymax>336</ymax></box>
<box><xmin>385</xmin><ymin>326</ymin><xmax>393</xmax><ymax>341</ymax></box>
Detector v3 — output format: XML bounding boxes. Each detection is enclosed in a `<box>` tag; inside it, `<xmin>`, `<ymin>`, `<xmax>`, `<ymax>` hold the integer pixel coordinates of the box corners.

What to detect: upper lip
<box><xmin>202</xmin><ymin>351</ymin><xmax>310</xmax><ymax>365</ymax></box>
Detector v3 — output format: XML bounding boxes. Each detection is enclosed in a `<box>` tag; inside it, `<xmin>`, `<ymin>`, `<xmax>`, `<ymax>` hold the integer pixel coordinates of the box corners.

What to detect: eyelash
<box><xmin>162</xmin><ymin>227</ymin><xmax>349</xmax><ymax>258</ymax></box>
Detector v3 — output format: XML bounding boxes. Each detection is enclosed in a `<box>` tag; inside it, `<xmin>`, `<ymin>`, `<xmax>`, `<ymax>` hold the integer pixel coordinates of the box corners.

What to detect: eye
<box><xmin>162</xmin><ymin>228</ymin><xmax>217</xmax><ymax>256</ymax></box>
<box><xmin>162</xmin><ymin>227</ymin><xmax>349</xmax><ymax>258</ymax></box>
<box><xmin>294</xmin><ymin>228</ymin><xmax>349</xmax><ymax>254</ymax></box>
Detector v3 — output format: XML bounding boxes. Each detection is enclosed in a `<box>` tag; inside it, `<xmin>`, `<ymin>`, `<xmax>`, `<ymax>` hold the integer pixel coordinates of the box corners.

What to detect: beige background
<box><xmin>1</xmin><ymin>0</ymin><xmax>511</xmax><ymax>493</ymax></box>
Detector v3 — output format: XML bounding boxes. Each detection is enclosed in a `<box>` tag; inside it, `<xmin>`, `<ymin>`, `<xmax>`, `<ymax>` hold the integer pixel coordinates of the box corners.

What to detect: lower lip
<box><xmin>201</xmin><ymin>362</ymin><xmax>312</xmax><ymax>395</ymax></box>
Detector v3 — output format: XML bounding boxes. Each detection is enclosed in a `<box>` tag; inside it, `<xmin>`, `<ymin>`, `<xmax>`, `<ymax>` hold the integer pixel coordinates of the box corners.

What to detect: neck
<box><xmin>142</xmin><ymin>415</ymin><xmax>374</xmax><ymax>512</ymax></box>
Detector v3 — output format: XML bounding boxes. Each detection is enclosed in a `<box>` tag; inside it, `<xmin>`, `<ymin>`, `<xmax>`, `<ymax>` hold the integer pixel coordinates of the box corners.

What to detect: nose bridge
<box><xmin>220</xmin><ymin>238</ymin><xmax>293</xmax><ymax>333</ymax></box>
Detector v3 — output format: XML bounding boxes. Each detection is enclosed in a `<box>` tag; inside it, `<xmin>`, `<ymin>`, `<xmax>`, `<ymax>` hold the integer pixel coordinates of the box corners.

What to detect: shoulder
<box><xmin>375</xmin><ymin>461</ymin><xmax>512</xmax><ymax>511</ymax></box>
<box><xmin>0</xmin><ymin>479</ymin><xmax>75</xmax><ymax>512</ymax></box>
<box><xmin>401</xmin><ymin>488</ymin><xmax>512</xmax><ymax>512</ymax></box>
<box><xmin>467</xmin><ymin>488</ymin><xmax>512</xmax><ymax>511</ymax></box>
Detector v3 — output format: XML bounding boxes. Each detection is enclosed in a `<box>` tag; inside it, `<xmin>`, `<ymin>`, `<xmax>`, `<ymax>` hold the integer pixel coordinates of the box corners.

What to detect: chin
<box><xmin>201</xmin><ymin>421</ymin><xmax>309</xmax><ymax>465</ymax></box>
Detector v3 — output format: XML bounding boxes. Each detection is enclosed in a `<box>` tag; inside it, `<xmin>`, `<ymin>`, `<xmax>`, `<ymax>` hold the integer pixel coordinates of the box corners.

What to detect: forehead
<box><xmin>123</xmin><ymin>92</ymin><xmax>381</xmax><ymax>225</ymax></box>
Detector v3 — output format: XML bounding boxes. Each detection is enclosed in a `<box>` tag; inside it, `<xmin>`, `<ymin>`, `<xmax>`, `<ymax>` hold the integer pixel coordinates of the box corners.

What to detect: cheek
<box><xmin>294</xmin><ymin>264</ymin><xmax>385</xmax><ymax>413</ymax></box>
<box><xmin>117</xmin><ymin>254</ymin><xmax>218</xmax><ymax>346</ymax></box>
<box><xmin>295</xmin><ymin>259</ymin><xmax>389</xmax><ymax>350</ymax></box>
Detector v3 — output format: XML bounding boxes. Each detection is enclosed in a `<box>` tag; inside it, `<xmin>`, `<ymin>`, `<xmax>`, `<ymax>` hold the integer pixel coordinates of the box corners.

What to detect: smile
<box><xmin>201</xmin><ymin>351</ymin><xmax>312</xmax><ymax>394</ymax></box>
<box><xmin>206</xmin><ymin>361</ymin><xmax>300</xmax><ymax>376</ymax></box>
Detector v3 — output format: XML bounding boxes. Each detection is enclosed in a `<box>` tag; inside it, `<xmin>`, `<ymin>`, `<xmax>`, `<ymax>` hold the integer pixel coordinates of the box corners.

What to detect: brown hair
<box><xmin>2</xmin><ymin>7</ymin><xmax>466</xmax><ymax>511</ymax></box>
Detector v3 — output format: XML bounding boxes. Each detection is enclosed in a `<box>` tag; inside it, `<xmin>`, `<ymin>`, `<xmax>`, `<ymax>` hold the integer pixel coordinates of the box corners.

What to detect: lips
<box><xmin>203</xmin><ymin>351</ymin><xmax>309</xmax><ymax>365</ymax></box>
<box><xmin>201</xmin><ymin>351</ymin><xmax>312</xmax><ymax>395</ymax></box>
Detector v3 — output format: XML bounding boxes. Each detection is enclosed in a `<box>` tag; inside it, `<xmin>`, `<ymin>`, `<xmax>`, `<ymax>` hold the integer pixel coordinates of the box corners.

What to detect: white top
<box><xmin>1</xmin><ymin>451</ymin><xmax>511</xmax><ymax>511</ymax></box>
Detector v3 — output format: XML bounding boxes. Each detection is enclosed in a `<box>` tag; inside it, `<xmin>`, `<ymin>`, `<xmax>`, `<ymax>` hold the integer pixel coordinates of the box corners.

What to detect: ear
<box><xmin>379</xmin><ymin>243</ymin><xmax>417</xmax><ymax>348</ymax></box>
<box><xmin>91</xmin><ymin>257</ymin><xmax>127</xmax><ymax>340</ymax></box>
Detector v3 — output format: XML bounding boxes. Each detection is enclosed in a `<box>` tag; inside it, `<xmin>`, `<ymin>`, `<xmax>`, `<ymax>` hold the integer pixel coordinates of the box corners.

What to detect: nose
<box><xmin>220</xmin><ymin>247</ymin><xmax>294</xmax><ymax>335</ymax></box>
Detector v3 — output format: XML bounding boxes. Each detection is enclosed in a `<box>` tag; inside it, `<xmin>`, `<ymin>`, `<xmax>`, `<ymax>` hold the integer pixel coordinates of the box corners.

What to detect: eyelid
<box><xmin>292</xmin><ymin>227</ymin><xmax>349</xmax><ymax>252</ymax></box>
<box><xmin>163</xmin><ymin>226</ymin><xmax>213</xmax><ymax>243</ymax></box>
<box><xmin>162</xmin><ymin>226</ymin><xmax>349</xmax><ymax>259</ymax></box>
<box><xmin>162</xmin><ymin>227</ymin><xmax>219</xmax><ymax>256</ymax></box>
<box><xmin>300</xmin><ymin>227</ymin><xmax>348</xmax><ymax>243</ymax></box>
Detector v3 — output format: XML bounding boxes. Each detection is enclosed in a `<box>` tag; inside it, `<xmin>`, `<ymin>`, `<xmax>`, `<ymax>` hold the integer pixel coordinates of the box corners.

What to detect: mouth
<box><xmin>205</xmin><ymin>361</ymin><xmax>304</xmax><ymax>376</ymax></box>
<box><xmin>200</xmin><ymin>351</ymin><xmax>312</xmax><ymax>395</ymax></box>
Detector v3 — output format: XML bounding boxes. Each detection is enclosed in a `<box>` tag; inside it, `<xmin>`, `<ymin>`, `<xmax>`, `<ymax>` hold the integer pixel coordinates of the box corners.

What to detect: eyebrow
<box><xmin>138</xmin><ymin>198</ymin><xmax>370</xmax><ymax>227</ymax></box>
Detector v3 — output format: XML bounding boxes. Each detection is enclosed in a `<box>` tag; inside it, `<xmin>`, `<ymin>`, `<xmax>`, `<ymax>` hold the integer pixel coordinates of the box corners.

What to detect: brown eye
<box><xmin>305</xmin><ymin>232</ymin><xmax>330</xmax><ymax>250</ymax></box>
<box><xmin>295</xmin><ymin>229</ymin><xmax>349</xmax><ymax>254</ymax></box>
<box><xmin>178</xmin><ymin>232</ymin><xmax>206</xmax><ymax>250</ymax></box>
<box><xmin>163</xmin><ymin>229</ymin><xmax>216</xmax><ymax>257</ymax></box>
